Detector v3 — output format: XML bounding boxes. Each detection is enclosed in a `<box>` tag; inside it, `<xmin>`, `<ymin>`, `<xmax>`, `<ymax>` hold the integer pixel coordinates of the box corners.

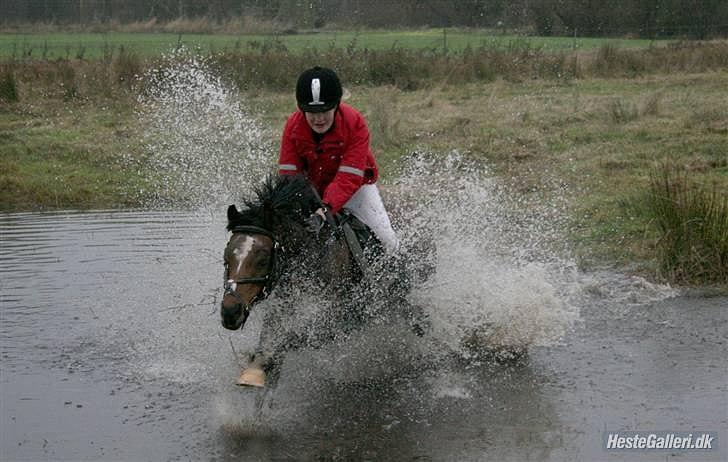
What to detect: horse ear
<box><xmin>227</xmin><ymin>204</ymin><xmax>239</xmax><ymax>222</ymax></box>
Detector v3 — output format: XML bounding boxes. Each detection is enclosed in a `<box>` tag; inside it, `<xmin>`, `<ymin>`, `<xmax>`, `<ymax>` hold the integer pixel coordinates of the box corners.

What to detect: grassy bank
<box><xmin>1</xmin><ymin>41</ymin><xmax>727</xmax><ymax>285</ymax></box>
<box><xmin>0</xmin><ymin>96</ymin><xmax>146</xmax><ymax>210</ymax></box>
<box><xmin>0</xmin><ymin>29</ymin><xmax>665</xmax><ymax>59</ymax></box>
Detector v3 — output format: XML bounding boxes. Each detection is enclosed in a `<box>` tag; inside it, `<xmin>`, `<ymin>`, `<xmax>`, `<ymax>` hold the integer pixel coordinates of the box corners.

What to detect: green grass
<box><xmin>321</xmin><ymin>73</ymin><xmax>726</xmax><ymax>283</ymax></box>
<box><xmin>642</xmin><ymin>163</ymin><xmax>728</xmax><ymax>284</ymax></box>
<box><xmin>1</xmin><ymin>38</ymin><xmax>726</xmax><ymax>285</ymax></box>
<box><xmin>0</xmin><ymin>29</ymin><xmax>668</xmax><ymax>59</ymax></box>
<box><xmin>0</xmin><ymin>97</ymin><xmax>148</xmax><ymax>210</ymax></box>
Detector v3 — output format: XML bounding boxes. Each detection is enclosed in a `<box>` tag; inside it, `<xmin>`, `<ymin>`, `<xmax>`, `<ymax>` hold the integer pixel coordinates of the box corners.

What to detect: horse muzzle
<box><xmin>220</xmin><ymin>300</ymin><xmax>249</xmax><ymax>330</ymax></box>
<box><xmin>220</xmin><ymin>278</ymin><xmax>267</xmax><ymax>330</ymax></box>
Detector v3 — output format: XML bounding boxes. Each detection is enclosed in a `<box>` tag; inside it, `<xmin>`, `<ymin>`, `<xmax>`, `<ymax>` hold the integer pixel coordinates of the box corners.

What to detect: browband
<box><xmin>231</xmin><ymin>225</ymin><xmax>276</xmax><ymax>241</ymax></box>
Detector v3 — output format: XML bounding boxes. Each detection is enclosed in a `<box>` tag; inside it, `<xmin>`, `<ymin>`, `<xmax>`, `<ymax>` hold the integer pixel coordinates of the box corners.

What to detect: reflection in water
<box><xmin>215</xmin><ymin>361</ymin><xmax>560</xmax><ymax>461</ymax></box>
<box><xmin>1</xmin><ymin>211</ymin><xmax>726</xmax><ymax>461</ymax></box>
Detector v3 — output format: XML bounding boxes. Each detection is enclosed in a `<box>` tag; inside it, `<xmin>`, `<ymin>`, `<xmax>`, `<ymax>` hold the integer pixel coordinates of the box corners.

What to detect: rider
<box><xmin>278</xmin><ymin>66</ymin><xmax>400</xmax><ymax>254</ymax></box>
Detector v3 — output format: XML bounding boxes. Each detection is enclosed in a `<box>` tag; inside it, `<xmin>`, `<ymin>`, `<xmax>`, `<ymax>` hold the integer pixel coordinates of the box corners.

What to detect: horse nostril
<box><xmin>220</xmin><ymin>301</ymin><xmax>250</xmax><ymax>331</ymax></box>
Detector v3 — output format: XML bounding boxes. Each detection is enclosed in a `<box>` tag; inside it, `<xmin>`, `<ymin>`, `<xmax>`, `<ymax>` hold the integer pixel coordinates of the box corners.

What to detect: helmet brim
<box><xmin>299</xmin><ymin>102</ymin><xmax>338</xmax><ymax>113</ymax></box>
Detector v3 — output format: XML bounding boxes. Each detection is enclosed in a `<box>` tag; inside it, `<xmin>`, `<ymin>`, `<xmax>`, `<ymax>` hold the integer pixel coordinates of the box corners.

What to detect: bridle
<box><xmin>223</xmin><ymin>225</ymin><xmax>280</xmax><ymax>313</ymax></box>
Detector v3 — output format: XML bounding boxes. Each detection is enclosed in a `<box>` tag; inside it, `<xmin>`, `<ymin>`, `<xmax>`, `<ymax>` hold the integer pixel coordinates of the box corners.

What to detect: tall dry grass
<box><xmin>211</xmin><ymin>39</ymin><xmax>728</xmax><ymax>92</ymax></box>
<box><xmin>3</xmin><ymin>39</ymin><xmax>727</xmax><ymax>103</ymax></box>
<box><xmin>645</xmin><ymin>163</ymin><xmax>728</xmax><ymax>284</ymax></box>
<box><xmin>588</xmin><ymin>41</ymin><xmax>728</xmax><ymax>78</ymax></box>
<box><xmin>0</xmin><ymin>15</ymin><xmax>288</xmax><ymax>35</ymax></box>
<box><xmin>1</xmin><ymin>45</ymin><xmax>143</xmax><ymax>101</ymax></box>
<box><xmin>0</xmin><ymin>65</ymin><xmax>18</xmax><ymax>102</ymax></box>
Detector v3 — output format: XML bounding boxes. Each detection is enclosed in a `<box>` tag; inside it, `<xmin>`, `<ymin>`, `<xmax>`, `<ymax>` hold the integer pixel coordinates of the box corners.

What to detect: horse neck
<box><xmin>276</xmin><ymin>228</ymin><xmax>352</xmax><ymax>285</ymax></box>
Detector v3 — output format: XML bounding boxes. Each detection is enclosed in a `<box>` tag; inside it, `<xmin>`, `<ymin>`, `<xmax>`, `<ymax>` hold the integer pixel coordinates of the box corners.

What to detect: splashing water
<box><xmin>135</xmin><ymin>49</ymin><xmax>274</xmax><ymax>209</ymax></box>
<box><xmin>387</xmin><ymin>152</ymin><xmax>580</xmax><ymax>358</ymax></box>
<box><xmin>387</xmin><ymin>151</ymin><xmax>679</xmax><ymax>358</ymax></box>
<box><xmin>132</xmin><ymin>57</ymin><xmax>677</xmax><ymax>366</ymax></box>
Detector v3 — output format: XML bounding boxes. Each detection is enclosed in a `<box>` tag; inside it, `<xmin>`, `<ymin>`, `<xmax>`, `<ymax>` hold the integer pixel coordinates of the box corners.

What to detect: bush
<box><xmin>645</xmin><ymin>163</ymin><xmax>728</xmax><ymax>284</ymax></box>
<box><xmin>3</xmin><ymin>40</ymin><xmax>728</xmax><ymax>100</ymax></box>
<box><xmin>114</xmin><ymin>46</ymin><xmax>142</xmax><ymax>86</ymax></box>
<box><xmin>0</xmin><ymin>67</ymin><xmax>19</xmax><ymax>102</ymax></box>
<box><xmin>608</xmin><ymin>98</ymin><xmax>638</xmax><ymax>123</ymax></box>
<box><xmin>58</xmin><ymin>62</ymin><xmax>78</xmax><ymax>100</ymax></box>
<box><xmin>592</xmin><ymin>44</ymin><xmax>645</xmax><ymax>77</ymax></box>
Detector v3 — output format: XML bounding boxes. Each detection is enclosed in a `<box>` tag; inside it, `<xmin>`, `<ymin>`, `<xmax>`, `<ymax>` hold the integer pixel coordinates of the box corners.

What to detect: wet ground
<box><xmin>1</xmin><ymin>210</ymin><xmax>726</xmax><ymax>461</ymax></box>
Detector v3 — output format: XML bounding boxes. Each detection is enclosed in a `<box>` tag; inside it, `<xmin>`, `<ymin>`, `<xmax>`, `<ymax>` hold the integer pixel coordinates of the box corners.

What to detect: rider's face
<box><xmin>304</xmin><ymin>107</ymin><xmax>336</xmax><ymax>134</ymax></box>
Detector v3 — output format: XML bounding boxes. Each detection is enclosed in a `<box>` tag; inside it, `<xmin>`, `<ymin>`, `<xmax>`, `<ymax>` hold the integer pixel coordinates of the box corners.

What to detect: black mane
<box><xmin>227</xmin><ymin>174</ymin><xmax>318</xmax><ymax>235</ymax></box>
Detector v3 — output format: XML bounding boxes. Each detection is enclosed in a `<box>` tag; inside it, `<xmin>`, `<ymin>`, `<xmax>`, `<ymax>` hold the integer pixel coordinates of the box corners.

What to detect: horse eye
<box><xmin>253</xmin><ymin>249</ymin><xmax>270</xmax><ymax>266</ymax></box>
<box><xmin>255</xmin><ymin>255</ymin><xmax>269</xmax><ymax>268</ymax></box>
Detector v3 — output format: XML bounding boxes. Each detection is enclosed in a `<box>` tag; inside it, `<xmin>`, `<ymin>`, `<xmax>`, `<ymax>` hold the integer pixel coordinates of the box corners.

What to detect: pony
<box><xmin>221</xmin><ymin>174</ymin><xmax>428</xmax><ymax>387</ymax></box>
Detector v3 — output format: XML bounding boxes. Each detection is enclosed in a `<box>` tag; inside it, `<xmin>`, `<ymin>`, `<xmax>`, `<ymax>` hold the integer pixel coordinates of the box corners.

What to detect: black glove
<box><xmin>304</xmin><ymin>212</ymin><xmax>325</xmax><ymax>234</ymax></box>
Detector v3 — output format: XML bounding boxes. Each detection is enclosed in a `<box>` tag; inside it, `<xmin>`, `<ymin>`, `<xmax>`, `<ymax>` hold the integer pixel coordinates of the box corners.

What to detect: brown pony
<box><xmin>222</xmin><ymin>174</ymin><xmax>429</xmax><ymax>387</ymax></box>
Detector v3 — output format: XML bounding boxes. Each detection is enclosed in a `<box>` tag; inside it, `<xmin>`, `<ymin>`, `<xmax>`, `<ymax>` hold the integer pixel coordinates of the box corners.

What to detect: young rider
<box><xmin>278</xmin><ymin>66</ymin><xmax>399</xmax><ymax>254</ymax></box>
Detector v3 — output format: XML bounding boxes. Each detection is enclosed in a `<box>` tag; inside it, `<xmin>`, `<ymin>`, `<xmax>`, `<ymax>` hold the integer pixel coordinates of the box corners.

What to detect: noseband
<box><xmin>223</xmin><ymin>225</ymin><xmax>280</xmax><ymax>312</ymax></box>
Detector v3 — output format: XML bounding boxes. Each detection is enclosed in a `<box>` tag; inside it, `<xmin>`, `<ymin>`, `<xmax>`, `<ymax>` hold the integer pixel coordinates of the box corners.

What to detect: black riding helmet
<box><xmin>296</xmin><ymin>66</ymin><xmax>342</xmax><ymax>113</ymax></box>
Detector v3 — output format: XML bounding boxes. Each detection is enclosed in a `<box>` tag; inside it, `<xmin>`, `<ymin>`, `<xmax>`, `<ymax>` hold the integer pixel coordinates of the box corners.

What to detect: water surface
<box><xmin>1</xmin><ymin>210</ymin><xmax>726</xmax><ymax>461</ymax></box>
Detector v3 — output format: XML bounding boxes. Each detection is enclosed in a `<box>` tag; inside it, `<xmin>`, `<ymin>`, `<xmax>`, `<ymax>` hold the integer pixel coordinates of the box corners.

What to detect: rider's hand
<box><xmin>304</xmin><ymin>207</ymin><xmax>327</xmax><ymax>234</ymax></box>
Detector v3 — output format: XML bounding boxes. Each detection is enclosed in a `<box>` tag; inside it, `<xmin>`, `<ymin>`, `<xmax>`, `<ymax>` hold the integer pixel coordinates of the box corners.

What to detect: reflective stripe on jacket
<box><xmin>278</xmin><ymin>103</ymin><xmax>379</xmax><ymax>214</ymax></box>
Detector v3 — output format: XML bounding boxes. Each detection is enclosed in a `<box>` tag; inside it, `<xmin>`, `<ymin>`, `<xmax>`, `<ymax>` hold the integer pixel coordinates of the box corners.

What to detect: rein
<box><xmin>308</xmin><ymin>184</ymin><xmax>377</xmax><ymax>288</ymax></box>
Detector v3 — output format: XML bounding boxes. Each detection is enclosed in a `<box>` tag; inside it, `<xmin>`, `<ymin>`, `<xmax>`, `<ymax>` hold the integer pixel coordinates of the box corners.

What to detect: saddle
<box><xmin>336</xmin><ymin>210</ymin><xmax>385</xmax><ymax>260</ymax></box>
<box><xmin>335</xmin><ymin>210</ymin><xmax>418</xmax><ymax>295</ymax></box>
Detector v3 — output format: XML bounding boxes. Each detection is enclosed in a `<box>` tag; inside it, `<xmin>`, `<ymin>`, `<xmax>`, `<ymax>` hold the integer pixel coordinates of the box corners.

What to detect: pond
<box><xmin>1</xmin><ymin>209</ymin><xmax>725</xmax><ymax>461</ymax></box>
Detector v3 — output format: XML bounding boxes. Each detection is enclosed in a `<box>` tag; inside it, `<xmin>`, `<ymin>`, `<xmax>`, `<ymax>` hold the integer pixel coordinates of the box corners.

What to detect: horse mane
<box><xmin>227</xmin><ymin>174</ymin><xmax>318</xmax><ymax>234</ymax></box>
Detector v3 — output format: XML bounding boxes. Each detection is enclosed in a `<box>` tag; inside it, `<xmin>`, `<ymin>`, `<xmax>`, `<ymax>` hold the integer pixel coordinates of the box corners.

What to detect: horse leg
<box><xmin>395</xmin><ymin>296</ymin><xmax>430</xmax><ymax>337</ymax></box>
<box><xmin>236</xmin><ymin>352</ymin><xmax>267</xmax><ymax>387</ymax></box>
<box><xmin>236</xmin><ymin>303</ymin><xmax>311</xmax><ymax>388</ymax></box>
<box><xmin>235</xmin><ymin>304</ymin><xmax>285</xmax><ymax>388</ymax></box>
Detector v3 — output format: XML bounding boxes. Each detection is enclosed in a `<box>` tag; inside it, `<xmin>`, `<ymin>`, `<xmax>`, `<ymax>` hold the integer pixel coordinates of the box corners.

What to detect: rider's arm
<box><xmin>322</xmin><ymin>109</ymin><xmax>371</xmax><ymax>214</ymax></box>
<box><xmin>278</xmin><ymin>114</ymin><xmax>305</xmax><ymax>176</ymax></box>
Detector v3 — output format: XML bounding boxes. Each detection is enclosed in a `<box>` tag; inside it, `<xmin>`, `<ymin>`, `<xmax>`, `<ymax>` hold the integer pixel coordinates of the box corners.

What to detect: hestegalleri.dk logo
<box><xmin>603</xmin><ymin>431</ymin><xmax>718</xmax><ymax>451</ymax></box>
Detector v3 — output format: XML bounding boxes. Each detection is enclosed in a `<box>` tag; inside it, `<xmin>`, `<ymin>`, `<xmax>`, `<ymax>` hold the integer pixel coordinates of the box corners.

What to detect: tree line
<box><xmin>1</xmin><ymin>0</ymin><xmax>727</xmax><ymax>39</ymax></box>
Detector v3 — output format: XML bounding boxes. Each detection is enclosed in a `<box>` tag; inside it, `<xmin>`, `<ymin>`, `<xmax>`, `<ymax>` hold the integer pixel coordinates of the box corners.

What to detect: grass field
<box><xmin>1</xmin><ymin>34</ymin><xmax>726</xmax><ymax>285</ymax></box>
<box><xmin>0</xmin><ymin>29</ymin><xmax>667</xmax><ymax>59</ymax></box>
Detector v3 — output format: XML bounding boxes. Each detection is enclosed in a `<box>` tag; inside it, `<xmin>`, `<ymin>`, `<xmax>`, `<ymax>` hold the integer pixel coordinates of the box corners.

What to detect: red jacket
<box><xmin>278</xmin><ymin>103</ymin><xmax>379</xmax><ymax>214</ymax></box>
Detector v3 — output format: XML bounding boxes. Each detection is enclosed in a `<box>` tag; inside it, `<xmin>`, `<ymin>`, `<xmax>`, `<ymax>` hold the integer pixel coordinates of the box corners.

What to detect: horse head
<box><xmin>221</xmin><ymin>220</ymin><xmax>278</xmax><ymax>330</ymax></box>
<box><xmin>221</xmin><ymin>175</ymin><xmax>318</xmax><ymax>330</ymax></box>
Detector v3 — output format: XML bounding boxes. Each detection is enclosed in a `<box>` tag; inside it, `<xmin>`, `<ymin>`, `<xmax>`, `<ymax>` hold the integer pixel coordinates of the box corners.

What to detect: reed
<box><xmin>114</xmin><ymin>46</ymin><xmax>142</xmax><ymax>86</ymax></box>
<box><xmin>3</xmin><ymin>39</ymin><xmax>728</xmax><ymax>93</ymax></box>
<box><xmin>608</xmin><ymin>99</ymin><xmax>639</xmax><ymax>124</ymax></box>
<box><xmin>0</xmin><ymin>64</ymin><xmax>18</xmax><ymax>102</ymax></box>
<box><xmin>645</xmin><ymin>162</ymin><xmax>728</xmax><ymax>284</ymax></box>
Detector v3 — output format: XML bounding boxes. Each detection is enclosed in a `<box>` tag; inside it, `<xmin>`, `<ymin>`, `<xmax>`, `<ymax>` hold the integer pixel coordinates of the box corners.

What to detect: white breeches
<box><xmin>343</xmin><ymin>184</ymin><xmax>400</xmax><ymax>254</ymax></box>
